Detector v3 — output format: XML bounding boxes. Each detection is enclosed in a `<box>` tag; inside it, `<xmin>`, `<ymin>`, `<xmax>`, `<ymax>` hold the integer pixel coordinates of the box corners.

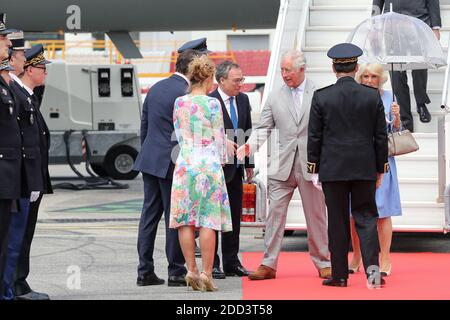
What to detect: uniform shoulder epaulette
<box><xmin>315</xmin><ymin>84</ymin><xmax>333</xmax><ymax>92</ymax></box>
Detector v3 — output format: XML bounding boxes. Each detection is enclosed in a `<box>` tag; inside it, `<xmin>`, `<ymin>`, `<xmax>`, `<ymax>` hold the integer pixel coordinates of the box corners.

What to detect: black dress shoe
<box><xmin>168</xmin><ymin>275</ymin><xmax>187</xmax><ymax>287</ymax></box>
<box><xmin>195</xmin><ymin>245</ymin><xmax>201</xmax><ymax>258</ymax></box>
<box><xmin>224</xmin><ymin>265</ymin><xmax>251</xmax><ymax>277</ymax></box>
<box><xmin>137</xmin><ymin>273</ymin><xmax>165</xmax><ymax>286</ymax></box>
<box><xmin>212</xmin><ymin>267</ymin><xmax>226</xmax><ymax>279</ymax></box>
<box><xmin>322</xmin><ymin>278</ymin><xmax>347</xmax><ymax>287</ymax></box>
<box><xmin>417</xmin><ymin>104</ymin><xmax>431</xmax><ymax>123</ymax></box>
<box><xmin>14</xmin><ymin>290</ymin><xmax>50</xmax><ymax>300</ymax></box>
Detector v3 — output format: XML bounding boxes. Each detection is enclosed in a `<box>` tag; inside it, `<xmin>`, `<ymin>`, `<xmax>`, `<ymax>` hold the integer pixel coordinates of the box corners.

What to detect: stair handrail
<box><xmin>295</xmin><ymin>0</ymin><xmax>311</xmax><ymax>51</ymax></box>
<box><xmin>261</xmin><ymin>0</ymin><xmax>290</xmax><ymax>107</ymax></box>
<box><xmin>439</xmin><ymin>33</ymin><xmax>450</xmax><ymax>229</ymax></box>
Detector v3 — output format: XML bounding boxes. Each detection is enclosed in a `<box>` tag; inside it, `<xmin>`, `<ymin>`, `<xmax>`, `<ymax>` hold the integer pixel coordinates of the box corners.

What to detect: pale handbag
<box><xmin>387</xmin><ymin>129</ymin><xmax>419</xmax><ymax>156</ymax></box>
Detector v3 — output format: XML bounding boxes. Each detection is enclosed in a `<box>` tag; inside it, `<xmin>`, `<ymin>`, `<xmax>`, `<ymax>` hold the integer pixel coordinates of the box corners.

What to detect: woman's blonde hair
<box><xmin>355</xmin><ymin>63</ymin><xmax>388</xmax><ymax>88</ymax></box>
<box><xmin>188</xmin><ymin>55</ymin><xmax>215</xmax><ymax>86</ymax></box>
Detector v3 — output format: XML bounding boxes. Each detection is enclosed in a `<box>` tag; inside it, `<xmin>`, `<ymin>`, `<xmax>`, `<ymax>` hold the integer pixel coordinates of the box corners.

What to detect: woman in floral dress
<box><xmin>170</xmin><ymin>55</ymin><xmax>232</xmax><ymax>291</ymax></box>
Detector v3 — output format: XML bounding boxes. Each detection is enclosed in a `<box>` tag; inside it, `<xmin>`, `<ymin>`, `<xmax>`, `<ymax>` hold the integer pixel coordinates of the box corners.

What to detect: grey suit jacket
<box><xmin>373</xmin><ymin>0</ymin><xmax>442</xmax><ymax>28</ymax></box>
<box><xmin>248</xmin><ymin>79</ymin><xmax>316</xmax><ymax>182</ymax></box>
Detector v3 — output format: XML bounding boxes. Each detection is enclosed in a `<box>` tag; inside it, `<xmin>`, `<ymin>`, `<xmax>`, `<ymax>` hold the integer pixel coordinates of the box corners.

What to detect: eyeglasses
<box><xmin>230</xmin><ymin>77</ymin><xmax>245</xmax><ymax>84</ymax></box>
<box><xmin>33</xmin><ymin>66</ymin><xmax>47</xmax><ymax>71</ymax></box>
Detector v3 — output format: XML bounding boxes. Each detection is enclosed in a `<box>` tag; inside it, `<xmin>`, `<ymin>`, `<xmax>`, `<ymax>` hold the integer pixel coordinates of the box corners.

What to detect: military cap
<box><xmin>177</xmin><ymin>37</ymin><xmax>211</xmax><ymax>54</ymax></box>
<box><xmin>8</xmin><ymin>30</ymin><xmax>29</xmax><ymax>50</ymax></box>
<box><xmin>0</xmin><ymin>58</ymin><xmax>14</xmax><ymax>71</ymax></box>
<box><xmin>0</xmin><ymin>13</ymin><xmax>14</xmax><ymax>36</ymax></box>
<box><xmin>327</xmin><ymin>43</ymin><xmax>363</xmax><ymax>64</ymax></box>
<box><xmin>24</xmin><ymin>44</ymin><xmax>51</xmax><ymax>68</ymax></box>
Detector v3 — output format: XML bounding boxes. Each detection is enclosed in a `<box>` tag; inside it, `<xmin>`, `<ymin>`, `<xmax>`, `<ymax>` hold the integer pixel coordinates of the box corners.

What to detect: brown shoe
<box><xmin>318</xmin><ymin>267</ymin><xmax>332</xmax><ymax>279</ymax></box>
<box><xmin>248</xmin><ymin>265</ymin><xmax>276</xmax><ymax>280</ymax></box>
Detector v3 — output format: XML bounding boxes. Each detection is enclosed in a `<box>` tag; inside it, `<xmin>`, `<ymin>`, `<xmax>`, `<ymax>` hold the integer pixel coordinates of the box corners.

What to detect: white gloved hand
<box><xmin>311</xmin><ymin>174</ymin><xmax>322</xmax><ymax>192</ymax></box>
<box><xmin>30</xmin><ymin>191</ymin><xmax>40</xmax><ymax>203</ymax></box>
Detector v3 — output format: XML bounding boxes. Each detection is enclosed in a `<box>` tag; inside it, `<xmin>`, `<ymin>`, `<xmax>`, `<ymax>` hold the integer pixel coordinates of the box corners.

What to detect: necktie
<box><xmin>229</xmin><ymin>96</ymin><xmax>238</xmax><ymax>131</ymax></box>
<box><xmin>293</xmin><ymin>88</ymin><xmax>302</xmax><ymax>121</ymax></box>
<box><xmin>229</xmin><ymin>96</ymin><xmax>239</xmax><ymax>167</ymax></box>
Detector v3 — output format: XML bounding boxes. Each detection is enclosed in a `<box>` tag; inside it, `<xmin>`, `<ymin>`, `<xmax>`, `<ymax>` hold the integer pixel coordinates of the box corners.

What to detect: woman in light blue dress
<box><xmin>349</xmin><ymin>63</ymin><xmax>402</xmax><ymax>276</ymax></box>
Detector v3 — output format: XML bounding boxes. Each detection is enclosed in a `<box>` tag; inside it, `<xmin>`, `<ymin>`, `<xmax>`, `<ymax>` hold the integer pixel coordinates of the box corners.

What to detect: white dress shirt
<box><xmin>22</xmin><ymin>83</ymin><xmax>34</xmax><ymax>96</ymax></box>
<box><xmin>218</xmin><ymin>87</ymin><xmax>238</xmax><ymax>121</ymax></box>
<box><xmin>9</xmin><ymin>72</ymin><xmax>24</xmax><ymax>88</ymax></box>
<box><xmin>174</xmin><ymin>72</ymin><xmax>190</xmax><ymax>86</ymax></box>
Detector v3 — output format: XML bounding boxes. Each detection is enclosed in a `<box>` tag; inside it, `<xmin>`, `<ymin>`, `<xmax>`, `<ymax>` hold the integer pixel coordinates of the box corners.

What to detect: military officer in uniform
<box><xmin>3</xmin><ymin>41</ymin><xmax>51</xmax><ymax>300</ymax></box>
<box><xmin>307</xmin><ymin>43</ymin><xmax>389</xmax><ymax>288</ymax></box>
<box><xmin>0</xmin><ymin>13</ymin><xmax>21</xmax><ymax>299</ymax></box>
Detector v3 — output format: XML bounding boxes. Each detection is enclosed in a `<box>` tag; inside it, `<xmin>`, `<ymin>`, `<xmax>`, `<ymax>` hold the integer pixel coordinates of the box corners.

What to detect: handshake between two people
<box><xmin>226</xmin><ymin>140</ymin><xmax>253</xmax><ymax>182</ymax></box>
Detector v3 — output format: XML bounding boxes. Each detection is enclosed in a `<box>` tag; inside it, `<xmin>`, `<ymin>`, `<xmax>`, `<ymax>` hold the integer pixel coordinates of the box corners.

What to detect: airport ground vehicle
<box><xmin>41</xmin><ymin>62</ymin><xmax>142</xmax><ymax>180</ymax></box>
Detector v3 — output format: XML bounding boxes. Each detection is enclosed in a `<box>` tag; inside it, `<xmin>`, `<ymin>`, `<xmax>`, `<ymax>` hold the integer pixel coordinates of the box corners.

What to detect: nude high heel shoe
<box><xmin>348</xmin><ymin>262</ymin><xmax>361</xmax><ymax>274</ymax></box>
<box><xmin>199</xmin><ymin>272</ymin><xmax>218</xmax><ymax>292</ymax></box>
<box><xmin>185</xmin><ymin>271</ymin><xmax>202</xmax><ymax>291</ymax></box>
<box><xmin>380</xmin><ymin>264</ymin><xmax>392</xmax><ymax>277</ymax></box>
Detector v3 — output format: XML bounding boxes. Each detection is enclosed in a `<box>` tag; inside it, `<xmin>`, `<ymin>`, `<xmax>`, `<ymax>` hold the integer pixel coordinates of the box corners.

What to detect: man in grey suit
<box><xmin>373</xmin><ymin>0</ymin><xmax>442</xmax><ymax>131</ymax></box>
<box><xmin>237</xmin><ymin>50</ymin><xmax>331</xmax><ymax>280</ymax></box>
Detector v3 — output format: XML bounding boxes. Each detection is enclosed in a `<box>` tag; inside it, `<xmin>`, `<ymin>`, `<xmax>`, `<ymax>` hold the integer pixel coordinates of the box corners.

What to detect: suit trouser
<box><xmin>214</xmin><ymin>170</ymin><xmax>243</xmax><ymax>270</ymax></box>
<box><xmin>137</xmin><ymin>172</ymin><xmax>186</xmax><ymax>277</ymax></box>
<box><xmin>0</xmin><ymin>200</ymin><xmax>12</xmax><ymax>299</ymax></box>
<box><xmin>262</xmin><ymin>152</ymin><xmax>330</xmax><ymax>270</ymax></box>
<box><xmin>322</xmin><ymin>181</ymin><xmax>380</xmax><ymax>279</ymax></box>
<box><xmin>390</xmin><ymin>69</ymin><xmax>430</xmax><ymax>132</ymax></box>
<box><xmin>2</xmin><ymin>198</ymin><xmax>30</xmax><ymax>299</ymax></box>
<box><xmin>13</xmin><ymin>196</ymin><xmax>41</xmax><ymax>296</ymax></box>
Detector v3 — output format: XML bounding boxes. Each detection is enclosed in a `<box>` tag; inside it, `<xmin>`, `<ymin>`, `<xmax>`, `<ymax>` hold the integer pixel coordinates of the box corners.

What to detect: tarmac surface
<box><xmin>25</xmin><ymin>165</ymin><xmax>450</xmax><ymax>300</ymax></box>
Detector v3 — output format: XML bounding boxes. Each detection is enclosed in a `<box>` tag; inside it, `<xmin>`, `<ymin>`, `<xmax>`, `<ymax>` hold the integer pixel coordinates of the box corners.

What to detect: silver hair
<box><xmin>215</xmin><ymin>60</ymin><xmax>241</xmax><ymax>82</ymax></box>
<box><xmin>281</xmin><ymin>50</ymin><xmax>307</xmax><ymax>70</ymax></box>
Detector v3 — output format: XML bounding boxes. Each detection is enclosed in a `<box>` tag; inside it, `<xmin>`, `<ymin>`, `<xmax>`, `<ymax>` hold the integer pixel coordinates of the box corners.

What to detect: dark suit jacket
<box><xmin>307</xmin><ymin>77</ymin><xmax>388</xmax><ymax>182</ymax></box>
<box><xmin>10</xmin><ymin>81</ymin><xmax>44</xmax><ymax>195</ymax></box>
<box><xmin>0</xmin><ymin>76</ymin><xmax>22</xmax><ymax>200</ymax></box>
<box><xmin>208</xmin><ymin>89</ymin><xmax>254</xmax><ymax>183</ymax></box>
<box><xmin>133</xmin><ymin>74</ymin><xmax>188</xmax><ymax>179</ymax></box>
<box><xmin>32</xmin><ymin>94</ymin><xmax>53</xmax><ymax>194</ymax></box>
<box><xmin>373</xmin><ymin>0</ymin><xmax>442</xmax><ymax>27</ymax></box>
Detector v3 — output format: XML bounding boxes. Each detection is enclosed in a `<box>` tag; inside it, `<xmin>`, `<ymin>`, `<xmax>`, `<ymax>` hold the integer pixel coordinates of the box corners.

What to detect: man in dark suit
<box><xmin>208</xmin><ymin>61</ymin><xmax>253</xmax><ymax>279</ymax></box>
<box><xmin>133</xmin><ymin>39</ymin><xmax>207</xmax><ymax>287</ymax></box>
<box><xmin>307</xmin><ymin>43</ymin><xmax>389</xmax><ymax>288</ymax></box>
<box><xmin>0</xmin><ymin>14</ymin><xmax>21</xmax><ymax>299</ymax></box>
<box><xmin>373</xmin><ymin>0</ymin><xmax>442</xmax><ymax>131</ymax></box>
<box><xmin>4</xmin><ymin>43</ymin><xmax>52</xmax><ymax>300</ymax></box>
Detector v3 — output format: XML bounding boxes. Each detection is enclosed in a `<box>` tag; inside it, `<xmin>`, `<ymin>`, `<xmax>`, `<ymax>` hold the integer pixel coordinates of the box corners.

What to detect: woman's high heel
<box><xmin>199</xmin><ymin>272</ymin><xmax>218</xmax><ymax>292</ymax></box>
<box><xmin>380</xmin><ymin>264</ymin><xmax>392</xmax><ymax>277</ymax></box>
<box><xmin>348</xmin><ymin>262</ymin><xmax>361</xmax><ymax>274</ymax></box>
<box><xmin>185</xmin><ymin>271</ymin><xmax>202</xmax><ymax>291</ymax></box>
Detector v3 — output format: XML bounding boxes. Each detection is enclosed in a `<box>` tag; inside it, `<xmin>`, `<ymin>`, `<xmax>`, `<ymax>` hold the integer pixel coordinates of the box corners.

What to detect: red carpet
<box><xmin>242</xmin><ymin>252</ymin><xmax>450</xmax><ymax>300</ymax></box>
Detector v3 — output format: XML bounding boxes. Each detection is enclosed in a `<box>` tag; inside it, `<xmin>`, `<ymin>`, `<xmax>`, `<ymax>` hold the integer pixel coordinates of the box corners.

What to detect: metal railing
<box><xmin>33</xmin><ymin>39</ymin><xmax>237</xmax><ymax>77</ymax></box>
<box><xmin>439</xmin><ymin>32</ymin><xmax>450</xmax><ymax>230</ymax></box>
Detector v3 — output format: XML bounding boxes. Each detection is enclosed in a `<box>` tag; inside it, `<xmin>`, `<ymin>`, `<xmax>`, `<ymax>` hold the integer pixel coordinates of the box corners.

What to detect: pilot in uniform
<box><xmin>0</xmin><ymin>13</ymin><xmax>22</xmax><ymax>299</ymax></box>
<box><xmin>307</xmin><ymin>43</ymin><xmax>389</xmax><ymax>288</ymax></box>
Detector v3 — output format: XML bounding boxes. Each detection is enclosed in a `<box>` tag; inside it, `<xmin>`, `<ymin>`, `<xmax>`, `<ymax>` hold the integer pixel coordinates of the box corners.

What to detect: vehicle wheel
<box><xmin>104</xmin><ymin>146</ymin><xmax>139</xmax><ymax>180</ymax></box>
<box><xmin>90</xmin><ymin>163</ymin><xmax>108</xmax><ymax>177</ymax></box>
<box><xmin>284</xmin><ymin>230</ymin><xmax>295</xmax><ymax>237</ymax></box>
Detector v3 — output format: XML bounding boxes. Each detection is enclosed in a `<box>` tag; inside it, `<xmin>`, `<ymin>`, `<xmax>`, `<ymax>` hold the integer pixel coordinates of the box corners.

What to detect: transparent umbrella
<box><xmin>347</xmin><ymin>11</ymin><xmax>446</xmax><ymax>71</ymax></box>
<box><xmin>346</xmin><ymin>11</ymin><xmax>446</xmax><ymax>100</ymax></box>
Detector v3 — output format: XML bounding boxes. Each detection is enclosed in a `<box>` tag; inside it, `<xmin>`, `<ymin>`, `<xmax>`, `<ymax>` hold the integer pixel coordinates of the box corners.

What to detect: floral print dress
<box><xmin>169</xmin><ymin>94</ymin><xmax>232</xmax><ymax>232</ymax></box>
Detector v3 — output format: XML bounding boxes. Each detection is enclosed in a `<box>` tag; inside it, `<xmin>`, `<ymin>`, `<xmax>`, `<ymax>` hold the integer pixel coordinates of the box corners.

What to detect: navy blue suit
<box><xmin>208</xmin><ymin>89</ymin><xmax>253</xmax><ymax>270</ymax></box>
<box><xmin>0</xmin><ymin>76</ymin><xmax>22</xmax><ymax>299</ymax></box>
<box><xmin>3</xmin><ymin>84</ymin><xmax>52</xmax><ymax>298</ymax></box>
<box><xmin>133</xmin><ymin>74</ymin><xmax>188</xmax><ymax>278</ymax></box>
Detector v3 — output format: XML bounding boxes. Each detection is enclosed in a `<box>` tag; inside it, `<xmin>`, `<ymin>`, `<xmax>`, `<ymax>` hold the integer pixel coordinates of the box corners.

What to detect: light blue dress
<box><xmin>376</xmin><ymin>90</ymin><xmax>402</xmax><ymax>218</ymax></box>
